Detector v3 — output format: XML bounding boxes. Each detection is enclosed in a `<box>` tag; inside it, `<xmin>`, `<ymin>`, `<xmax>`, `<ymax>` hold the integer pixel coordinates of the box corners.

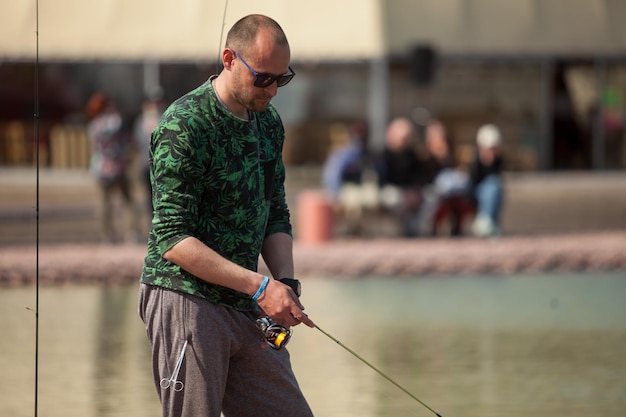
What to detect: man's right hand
<box><xmin>256</xmin><ymin>278</ymin><xmax>315</xmax><ymax>328</ymax></box>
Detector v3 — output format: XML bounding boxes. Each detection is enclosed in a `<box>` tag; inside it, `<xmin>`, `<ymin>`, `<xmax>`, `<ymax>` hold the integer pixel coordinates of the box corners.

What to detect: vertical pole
<box><xmin>538</xmin><ymin>58</ymin><xmax>553</xmax><ymax>171</ymax></box>
<box><xmin>368</xmin><ymin>57</ymin><xmax>389</xmax><ymax>153</ymax></box>
<box><xmin>143</xmin><ymin>61</ymin><xmax>161</xmax><ymax>98</ymax></box>
<box><xmin>592</xmin><ymin>59</ymin><xmax>607</xmax><ymax>170</ymax></box>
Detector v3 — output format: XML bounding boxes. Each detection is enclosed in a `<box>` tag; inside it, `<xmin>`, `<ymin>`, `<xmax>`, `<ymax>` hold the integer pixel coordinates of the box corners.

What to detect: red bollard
<box><xmin>296</xmin><ymin>190</ymin><xmax>334</xmax><ymax>243</ymax></box>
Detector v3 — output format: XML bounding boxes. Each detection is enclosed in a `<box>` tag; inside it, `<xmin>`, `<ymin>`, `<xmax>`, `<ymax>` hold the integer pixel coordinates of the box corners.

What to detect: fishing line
<box><xmin>314</xmin><ymin>324</ymin><xmax>442</xmax><ymax>417</ymax></box>
<box><xmin>215</xmin><ymin>0</ymin><xmax>229</xmax><ymax>74</ymax></box>
<box><xmin>209</xmin><ymin>2</ymin><xmax>436</xmax><ymax>415</ymax></box>
<box><xmin>33</xmin><ymin>0</ymin><xmax>41</xmax><ymax>416</ymax></box>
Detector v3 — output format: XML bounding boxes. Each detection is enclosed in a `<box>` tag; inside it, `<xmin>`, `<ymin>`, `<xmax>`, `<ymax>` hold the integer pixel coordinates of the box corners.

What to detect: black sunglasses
<box><xmin>233</xmin><ymin>50</ymin><xmax>295</xmax><ymax>88</ymax></box>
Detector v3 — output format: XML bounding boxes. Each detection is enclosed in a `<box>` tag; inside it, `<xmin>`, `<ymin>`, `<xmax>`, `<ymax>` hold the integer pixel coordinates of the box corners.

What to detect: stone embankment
<box><xmin>1</xmin><ymin>231</ymin><xmax>625</xmax><ymax>286</ymax></box>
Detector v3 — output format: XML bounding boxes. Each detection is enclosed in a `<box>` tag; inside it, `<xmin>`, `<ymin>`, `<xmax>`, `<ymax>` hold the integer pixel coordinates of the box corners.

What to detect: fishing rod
<box><xmin>216</xmin><ymin>0</ymin><xmax>229</xmax><ymax>74</ymax></box>
<box><xmin>33</xmin><ymin>0</ymin><xmax>41</xmax><ymax>416</ymax></box>
<box><xmin>315</xmin><ymin>324</ymin><xmax>443</xmax><ymax>417</ymax></box>
<box><xmin>216</xmin><ymin>2</ymin><xmax>437</xmax><ymax>413</ymax></box>
<box><xmin>256</xmin><ymin>316</ymin><xmax>442</xmax><ymax>416</ymax></box>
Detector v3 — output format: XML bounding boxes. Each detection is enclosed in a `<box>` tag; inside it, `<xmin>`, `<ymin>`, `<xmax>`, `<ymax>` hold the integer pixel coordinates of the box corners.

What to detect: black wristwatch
<box><xmin>278</xmin><ymin>277</ymin><xmax>301</xmax><ymax>297</ymax></box>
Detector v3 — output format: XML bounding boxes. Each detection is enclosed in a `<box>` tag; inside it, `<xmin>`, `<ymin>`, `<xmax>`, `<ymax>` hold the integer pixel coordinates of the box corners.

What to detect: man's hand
<box><xmin>257</xmin><ymin>279</ymin><xmax>315</xmax><ymax>328</ymax></box>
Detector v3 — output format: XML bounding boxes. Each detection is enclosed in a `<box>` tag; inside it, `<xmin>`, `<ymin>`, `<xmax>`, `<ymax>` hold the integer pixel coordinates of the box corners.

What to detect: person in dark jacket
<box><xmin>377</xmin><ymin>117</ymin><xmax>424</xmax><ymax>236</ymax></box>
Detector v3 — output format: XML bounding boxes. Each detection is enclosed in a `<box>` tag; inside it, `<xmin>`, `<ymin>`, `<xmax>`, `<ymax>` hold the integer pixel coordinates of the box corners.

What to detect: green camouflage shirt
<box><xmin>140</xmin><ymin>76</ymin><xmax>292</xmax><ymax>311</ymax></box>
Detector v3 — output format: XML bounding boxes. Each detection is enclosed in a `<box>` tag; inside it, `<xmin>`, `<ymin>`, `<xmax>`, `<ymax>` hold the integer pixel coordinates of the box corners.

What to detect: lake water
<box><xmin>1</xmin><ymin>272</ymin><xmax>625</xmax><ymax>417</ymax></box>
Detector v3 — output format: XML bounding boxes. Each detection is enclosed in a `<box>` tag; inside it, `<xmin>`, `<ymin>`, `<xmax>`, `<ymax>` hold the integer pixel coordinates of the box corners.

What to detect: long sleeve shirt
<box><xmin>140</xmin><ymin>77</ymin><xmax>292</xmax><ymax>311</ymax></box>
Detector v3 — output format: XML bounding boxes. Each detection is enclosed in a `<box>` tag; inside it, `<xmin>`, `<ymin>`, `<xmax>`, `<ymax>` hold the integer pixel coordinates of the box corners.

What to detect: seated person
<box><xmin>420</xmin><ymin>120</ymin><xmax>475</xmax><ymax>237</ymax></box>
<box><xmin>470</xmin><ymin>124</ymin><xmax>504</xmax><ymax>237</ymax></box>
<box><xmin>322</xmin><ymin>122</ymin><xmax>376</xmax><ymax>235</ymax></box>
<box><xmin>377</xmin><ymin>117</ymin><xmax>424</xmax><ymax>237</ymax></box>
<box><xmin>322</xmin><ymin>121</ymin><xmax>369</xmax><ymax>203</ymax></box>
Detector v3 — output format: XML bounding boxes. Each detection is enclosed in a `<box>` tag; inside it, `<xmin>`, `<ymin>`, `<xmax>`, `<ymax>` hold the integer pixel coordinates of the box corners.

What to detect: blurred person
<box><xmin>470</xmin><ymin>123</ymin><xmax>504</xmax><ymax>237</ymax></box>
<box><xmin>137</xmin><ymin>14</ymin><xmax>315</xmax><ymax>417</ymax></box>
<box><xmin>377</xmin><ymin>117</ymin><xmax>424</xmax><ymax>237</ymax></box>
<box><xmin>322</xmin><ymin>121</ymin><xmax>369</xmax><ymax>202</ymax></box>
<box><xmin>420</xmin><ymin>120</ymin><xmax>474</xmax><ymax>237</ymax></box>
<box><xmin>86</xmin><ymin>92</ymin><xmax>141</xmax><ymax>244</ymax></box>
<box><xmin>321</xmin><ymin>121</ymin><xmax>379</xmax><ymax>235</ymax></box>
<box><xmin>133</xmin><ymin>87</ymin><xmax>165</xmax><ymax>215</ymax></box>
<box><xmin>588</xmin><ymin>87</ymin><xmax>625</xmax><ymax>169</ymax></box>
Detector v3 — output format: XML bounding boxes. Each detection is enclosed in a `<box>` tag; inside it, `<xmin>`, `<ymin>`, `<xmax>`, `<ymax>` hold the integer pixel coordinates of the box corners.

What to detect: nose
<box><xmin>264</xmin><ymin>82</ymin><xmax>278</xmax><ymax>97</ymax></box>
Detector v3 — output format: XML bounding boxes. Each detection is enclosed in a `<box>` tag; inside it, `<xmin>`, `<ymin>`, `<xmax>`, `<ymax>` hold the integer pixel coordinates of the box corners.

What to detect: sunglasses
<box><xmin>233</xmin><ymin>50</ymin><xmax>295</xmax><ymax>88</ymax></box>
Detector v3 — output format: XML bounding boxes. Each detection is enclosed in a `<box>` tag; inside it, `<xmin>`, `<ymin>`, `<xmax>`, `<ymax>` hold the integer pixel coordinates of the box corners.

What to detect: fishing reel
<box><xmin>254</xmin><ymin>277</ymin><xmax>300</xmax><ymax>350</ymax></box>
<box><xmin>256</xmin><ymin>316</ymin><xmax>292</xmax><ymax>349</ymax></box>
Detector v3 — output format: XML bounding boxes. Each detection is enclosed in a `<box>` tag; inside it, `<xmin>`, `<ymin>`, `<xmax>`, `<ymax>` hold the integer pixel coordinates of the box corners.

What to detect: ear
<box><xmin>222</xmin><ymin>49</ymin><xmax>236</xmax><ymax>70</ymax></box>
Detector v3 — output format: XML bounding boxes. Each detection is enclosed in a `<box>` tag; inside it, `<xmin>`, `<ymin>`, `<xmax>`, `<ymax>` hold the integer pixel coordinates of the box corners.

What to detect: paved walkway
<box><xmin>1</xmin><ymin>167</ymin><xmax>625</xmax><ymax>284</ymax></box>
<box><xmin>2</xmin><ymin>167</ymin><xmax>626</xmax><ymax>245</ymax></box>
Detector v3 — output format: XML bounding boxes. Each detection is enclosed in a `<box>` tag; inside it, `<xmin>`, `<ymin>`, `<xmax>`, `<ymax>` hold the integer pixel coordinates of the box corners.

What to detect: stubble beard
<box><xmin>232</xmin><ymin>75</ymin><xmax>271</xmax><ymax>114</ymax></box>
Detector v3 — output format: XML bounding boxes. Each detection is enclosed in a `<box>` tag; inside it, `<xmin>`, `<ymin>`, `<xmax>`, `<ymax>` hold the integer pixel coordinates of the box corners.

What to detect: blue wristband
<box><xmin>252</xmin><ymin>276</ymin><xmax>270</xmax><ymax>301</ymax></box>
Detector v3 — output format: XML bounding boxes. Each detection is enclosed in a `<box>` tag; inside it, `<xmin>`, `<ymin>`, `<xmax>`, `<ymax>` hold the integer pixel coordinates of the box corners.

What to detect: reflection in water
<box><xmin>1</xmin><ymin>273</ymin><xmax>625</xmax><ymax>417</ymax></box>
<box><xmin>94</xmin><ymin>287</ymin><xmax>155</xmax><ymax>417</ymax></box>
<box><xmin>1</xmin><ymin>286</ymin><xmax>159</xmax><ymax>417</ymax></box>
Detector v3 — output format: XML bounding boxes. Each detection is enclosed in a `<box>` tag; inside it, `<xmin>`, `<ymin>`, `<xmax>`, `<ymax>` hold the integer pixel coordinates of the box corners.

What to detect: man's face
<box><xmin>230</xmin><ymin>31</ymin><xmax>291</xmax><ymax>113</ymax></box>
<box><xmin>231</xmin><ymin>64</ymin><xmax>275</xmax><ymax>113</ymax></box>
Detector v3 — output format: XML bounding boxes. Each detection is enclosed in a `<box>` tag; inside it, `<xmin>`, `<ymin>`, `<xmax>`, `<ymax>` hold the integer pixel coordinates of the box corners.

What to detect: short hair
<box><xmin>386</xmin><ymin>117</ymin><xmax>415</xmax><ymax>150</ymax></box>
<box><xmin>225</xmin><ymin>14</ymin><xmax>288</xmax><ymax>56</ymax></box>
<box><xmin>86</xmin><ymin>92</ymin><xmax>109</xmax><ymax>119</ymax></box>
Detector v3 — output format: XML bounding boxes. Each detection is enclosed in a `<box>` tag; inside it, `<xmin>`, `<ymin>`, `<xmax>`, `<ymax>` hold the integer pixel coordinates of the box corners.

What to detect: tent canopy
<box><xmin>2</xmin><ymin>0</ymin><xmax>625</xmax><ymax>62</ymax></box>
<box><xmin>1</xmin><ymin>0</ymin><xmax>383</xmax><ymax>61</ymax></box>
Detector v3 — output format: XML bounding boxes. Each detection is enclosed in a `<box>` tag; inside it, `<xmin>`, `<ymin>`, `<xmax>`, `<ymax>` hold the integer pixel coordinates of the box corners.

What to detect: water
<box><xmin>1</xmin><ymin>272</ymin><xmax>625</xmax><ymax>417</ymax></box>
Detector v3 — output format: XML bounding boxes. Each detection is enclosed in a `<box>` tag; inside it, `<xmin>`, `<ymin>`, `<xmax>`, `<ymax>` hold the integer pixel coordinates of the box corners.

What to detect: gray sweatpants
<box><xmin>138</xmin><ymin>283</ymin><xmax>314</xmax><ymax>417</ymax></box>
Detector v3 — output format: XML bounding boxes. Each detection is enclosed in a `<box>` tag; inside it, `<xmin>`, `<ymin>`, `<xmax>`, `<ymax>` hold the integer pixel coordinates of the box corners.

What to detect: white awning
<box><xmin>0</xmin><ymin>0</ymin><xmax>384</xmax><ymax>61</ymax></box>
<box><xmin>1</xmin><ymin>0</ymin><xmax>625</xmax><ymax>62</ymax></box>
<box><xmin>385</xmin><ymin>0</ymin><xmax>626</xmax><ymax>56</ymax></box>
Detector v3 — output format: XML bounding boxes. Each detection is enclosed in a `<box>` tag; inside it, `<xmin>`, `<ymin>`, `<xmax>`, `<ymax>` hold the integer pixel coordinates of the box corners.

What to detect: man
<box><xmin>378</xmin><ymin>117</ymin><xmax>424</xmax><ymax>236</ymax></box>
<box><xmin>133</xmin><ymin>87</ymin><xmax>165</xmax><ymax>216</ymax></box>
<box><xmin>86</xmin><ymin>92</ymin><xmax>141</xmax><ymax>243</ymax></box>
<box><xmin>138</xmin><ymin>14</ymin><xmax>315</xmax><ymax>417</ymax></box>
<box><xmin>322</xmin><ymin>121</ymin><xmax>369</xmax><ymax>202</ymax></box>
